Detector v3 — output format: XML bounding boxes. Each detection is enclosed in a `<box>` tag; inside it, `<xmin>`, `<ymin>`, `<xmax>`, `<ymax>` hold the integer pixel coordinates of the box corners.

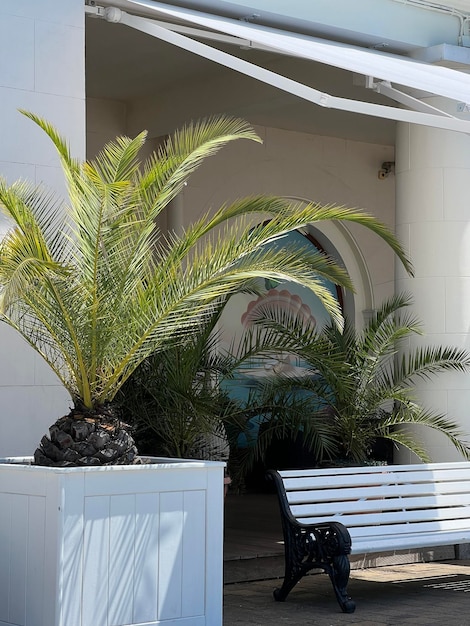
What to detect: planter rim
<box><xmin>0</xmin><ymin>455</ymin><xmax>225</xmax><ymax>472</ymax></box>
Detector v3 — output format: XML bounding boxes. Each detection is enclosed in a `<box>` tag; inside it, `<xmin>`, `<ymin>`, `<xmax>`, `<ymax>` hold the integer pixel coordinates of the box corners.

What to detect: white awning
<box><xmin>99</xmin><ymin>0</ymin><xmax>470</xmax><ymax>133</ymax></box>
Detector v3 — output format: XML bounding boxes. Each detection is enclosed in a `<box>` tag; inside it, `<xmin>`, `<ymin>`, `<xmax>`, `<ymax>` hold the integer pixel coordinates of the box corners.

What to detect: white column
<box><xmin>395</xmin><ymin>98</ymin><xmax>470</xmax><ymax>462</ymax></box>
<box><xmin>0</xmin><ymin>0</ymin><xmax>85</xmax><ymax>456</ymax></box>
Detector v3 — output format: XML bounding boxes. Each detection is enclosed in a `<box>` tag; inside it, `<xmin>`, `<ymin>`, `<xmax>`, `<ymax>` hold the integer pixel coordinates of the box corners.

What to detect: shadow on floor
<box><xmin>224</xmin><ymin>561</ymin><xmax>470</xmax><ymax>626</ymax></box>
<box><xmin>224</xmin><ymin>491</ymin><xmax>286</xmax><ymax>583</ymax></box>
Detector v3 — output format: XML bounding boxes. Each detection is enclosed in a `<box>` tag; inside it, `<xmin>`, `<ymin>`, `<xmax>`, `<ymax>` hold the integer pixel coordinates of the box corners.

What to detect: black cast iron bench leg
<box><xmin>327</xmin><ymin>554</ymin><xmax>356</xmax><ymax>613</ymax></box>
<box><xmin>272</xmin><ymin>521</ymin><xmax>355</xmax><ymax>613</ymax></box>
<box><xmin>273</xmin><ymin>570</ymin><xmax>304</xmax><ymax>602</ymax></box>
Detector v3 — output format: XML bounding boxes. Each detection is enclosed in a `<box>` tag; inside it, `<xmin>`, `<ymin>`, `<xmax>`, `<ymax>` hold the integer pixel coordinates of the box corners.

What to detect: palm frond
<box><xmin>0</xmin><ymin>113</ymin><xmax>412</xmax><ymax>415</ymax></box>
<box><xmin>396</xmin><ymin>346</ymin><xmax>470</xmax><ymax>384</ymax></box>
<box><xmin>379</xmin><ymin>406</ymin><xmax>470</xmax><ymax>459</ymax></box>
<box><xmin>233</xmin><ymin>289</ymin><xmax>470</xmax><ymax>463</ymax></box>
<box><xmin>18</xmin><ymin>111</ymin><xmax>81</xmax><ymax>180</ymax></box>
<box><xmin>137</xmin><ymin>116</ymin><xmax>262</xmax><ymax>220</ymax></box>
<box><xmin>88</xmin><ymin>132</ymin><xmax>147</xmax><ymax>184</ymax></box>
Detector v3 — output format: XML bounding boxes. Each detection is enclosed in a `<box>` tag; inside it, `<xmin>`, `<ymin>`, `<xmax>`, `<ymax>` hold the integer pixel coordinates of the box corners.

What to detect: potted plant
<box><xmin>235</xmin><ymin>292</ymin><xmax>470</xmax><ymax>474</ymax></box>
<box><xmin>117</xmin><ymin>300</ymin><xmax>237</xmax><ymax>494</ymax></box>
<box><xmin>0</xmin><ymin>111</ymin><xmax>411</xmax><ymax>626</ymax></box>
<box><xmin>316</xmin><ymin>292</ymin><xmax>470</xmax><ymax>463</ymax></box>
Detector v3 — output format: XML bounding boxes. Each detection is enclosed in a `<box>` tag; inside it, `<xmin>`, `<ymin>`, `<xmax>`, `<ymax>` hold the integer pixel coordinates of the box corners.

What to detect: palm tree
<box><xmin>241</xmin><ymin>292</ymin><xmax>470</xmax><ymax>465</ymax></box>
<box><xmin>117</xmin><ymin>300</ymin><xmax>237</xmax><ymax>460</ymax></box>
<box><xmin>0</xmin><ymin>111</ymin><xmax>412</xmax><ymax>466</ymax></box>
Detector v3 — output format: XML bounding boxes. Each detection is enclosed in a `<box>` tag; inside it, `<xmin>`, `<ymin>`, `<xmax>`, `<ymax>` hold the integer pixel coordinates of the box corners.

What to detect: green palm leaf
<box><xmin>0</xmin><ymin>112</ymin><xmax>411</xmax><ymax>422</ymax></box>
<box><xmin>238</xmin><ymin>291</ymin><xmax>470</xmax><ymax>463</ymax></box>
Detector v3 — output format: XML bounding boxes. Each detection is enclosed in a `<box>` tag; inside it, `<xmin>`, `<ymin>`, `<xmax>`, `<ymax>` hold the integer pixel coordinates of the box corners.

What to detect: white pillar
<box><xmin>395</xmin><ymin>98</ymin><xmax>470</xmax><ymax>462</ymax></box>
<box><xmin>0</xmin><ymin>0</ymin><xmax>85</xmax><ymax>456</ymax></box>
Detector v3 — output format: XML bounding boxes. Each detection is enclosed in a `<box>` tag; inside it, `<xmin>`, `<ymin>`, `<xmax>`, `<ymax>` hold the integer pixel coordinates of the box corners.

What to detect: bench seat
<box><xmin>268</xmin><ymin>461</ymin><xmax>470</xmax><ymax>613</ymax></box>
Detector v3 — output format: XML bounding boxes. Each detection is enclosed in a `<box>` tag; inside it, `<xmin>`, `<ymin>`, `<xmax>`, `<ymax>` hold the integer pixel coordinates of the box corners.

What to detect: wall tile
<box><xmin>396</xmin><ymin>168</ymin><xmax>444</xmax><ymax>224</ymax></box>
<box><xmin>396</xmin><ymin>276</ymin><xmax>446</xmax><ymax>334</ymax></box>
<box><xmin>0</xmin><ymin>0</ymin><xmax>83</xmax><ymax>28</ymax></box>
<box><xmin>0</xmin><ymin>161</ymin><xmax>35</xmax><ymax>184</ymax></box>
<box><xmin>35</xmin><ymin>165</ymin><xmax>67</xmax><ymax>198</ymax></box>
<box><xmin>0</xmin><ymin>90</ymin><xmax>85</xmax><ymax>166</ymax></box>
<box><xmin>0</xmin><ymin>385</ymin><xmax>69</xmax><ymax>457</ymax></box>
<box><xmin>0</xmin><ymin>0</ymin><xmax>85</xmax><ymax>455</ymax></box>
<box><xmin>35</xmin><ymin>21</ymin><xmax>85</xmax><ymax>98</ymax></box>
<box><xmin>0</xmin><ymin>326</ymin><xmax>35</xmax><ymax>386</ymax></box>
<box><xmin>33</xmin><ymin>354</ymin><xmax>64</xmax><ymax>387</ymax></box>
<box><xmin>407</xmin><ymin>220</ymin><xmax>470</xmax><ymax>278</ymax></box>
<box><xmin>0</xmin><ymin>14</ymin><xmax>34</xmax><ymax>90</ymax></box>
<box><xmin>409</xmin><ymin>124</ymin><xmax>470</xmax><ymax>170</ymax></box>
<box><xmin>445</xmin><ymin>276</ymin><xmax>470</xmax><ymax>334</ymax></box>
<box><xmin>443</xmin><ymin>168</ymin><xmax>470</xmax><ymax>221</ymax></box>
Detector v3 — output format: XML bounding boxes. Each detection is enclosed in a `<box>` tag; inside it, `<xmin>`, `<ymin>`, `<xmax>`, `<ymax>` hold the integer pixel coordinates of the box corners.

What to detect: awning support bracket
<box><xmin>365</xmin><ymin>77</ymin><xmax>455</xmax><ymax>118</ymax></box>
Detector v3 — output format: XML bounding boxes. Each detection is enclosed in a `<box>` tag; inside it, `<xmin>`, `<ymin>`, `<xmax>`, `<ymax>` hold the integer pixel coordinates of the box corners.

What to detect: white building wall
<box><xmin>396</xmin><ymin>102</ymin><xmax>470</xmax><ymax>462</ymax></box>
<box><xmin>175</xmin><ymin>123</ymin><xmax>397</xmax><ymax>317</ymax></box>
<box><xmin>86</xmin><ymin>97</ymin><xmax>127</xmax><ymax>158</ymax></box>
<box><xmin>0</xmin><ymin>0</ymin><xmax>85</xmax><ymax>456</ymax></box>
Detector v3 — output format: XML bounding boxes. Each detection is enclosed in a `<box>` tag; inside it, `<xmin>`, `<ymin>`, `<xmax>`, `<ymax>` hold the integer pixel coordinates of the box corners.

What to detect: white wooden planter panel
<box><xmin>0</xmin><ymin>458</ymin><xmax>224</xmax><ymax>626</ymax></box>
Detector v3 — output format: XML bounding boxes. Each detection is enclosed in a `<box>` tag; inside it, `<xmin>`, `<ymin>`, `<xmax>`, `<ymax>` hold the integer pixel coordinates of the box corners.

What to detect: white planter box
<box><xmin>0</xmin><ymin>457</ymin><xmax>225</xmax><ymax>626</ymax></box>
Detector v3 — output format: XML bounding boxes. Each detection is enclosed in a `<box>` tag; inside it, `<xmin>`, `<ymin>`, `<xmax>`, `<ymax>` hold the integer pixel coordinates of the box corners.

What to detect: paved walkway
<box><xmin>224</xmin><ymin>560</ymin><xmax>470</xmax><ymax>625</ymax></box>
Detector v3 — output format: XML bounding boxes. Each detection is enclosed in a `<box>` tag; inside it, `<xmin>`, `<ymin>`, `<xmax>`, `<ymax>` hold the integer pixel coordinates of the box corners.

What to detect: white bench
<box><xmin>267</xmin><ymin>461</ymin><xmax>470</xmax><ymax>613</ymax></box>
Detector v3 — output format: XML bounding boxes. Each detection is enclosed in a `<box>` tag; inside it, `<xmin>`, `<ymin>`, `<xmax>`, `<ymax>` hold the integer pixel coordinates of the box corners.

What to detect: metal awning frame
<box><xmin>86</xmin><ymin>1</ymin><xmax>470</xmax><ymax>134</ymax></box>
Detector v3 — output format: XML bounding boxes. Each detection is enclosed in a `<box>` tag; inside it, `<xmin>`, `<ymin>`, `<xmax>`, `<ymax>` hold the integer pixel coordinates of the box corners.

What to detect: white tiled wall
<box><xmin>395</xmin><ymin>112</ymin><xmax>470</xmax><ymax>462</ymax></box>
<box><xmin>0</xmin><ymin>0</ymin><xmax>85</xmax><ymax>456</ymax></box>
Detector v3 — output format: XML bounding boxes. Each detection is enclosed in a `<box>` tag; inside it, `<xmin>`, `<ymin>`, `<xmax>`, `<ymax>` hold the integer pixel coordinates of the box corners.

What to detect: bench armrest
<box><xmin>266</xmin><ymin>469</ymin><xmax>352</xmax><ymax>556</ymax></box>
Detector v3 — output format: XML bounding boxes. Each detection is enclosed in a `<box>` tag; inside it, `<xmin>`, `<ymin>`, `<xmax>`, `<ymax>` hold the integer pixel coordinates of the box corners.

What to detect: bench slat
<box><xmin>350</xmin><ymin>529</ymin><xmax>470</xmax><ymax>554</ymax></box>
<box><xmin>278</xmin><ymin>461</ymin><xmax>470</xmax><ymax>479</ymax></box>
<box><xmin>296</xmin><ymin>504</ymin><xmax>470</xmax><ymax>528</ymax></box>
<box><xmin>282</xmin><ymin>468</ymin><xmax>470</xmax><ymax>492</ymax></box>
<box><xmin>286</xmin><ymin>480</ymin><xmax>470</xmax><ymax>505</ymax></box>
<box><xmin>344</xmin><ymin>516</ymin><xmax>470</xmax><ymax>538</ymax></box>
<box><xmin>289</xmin><ymin>492</ymin><xmax>470</xmax><ymax>518</ymax></box>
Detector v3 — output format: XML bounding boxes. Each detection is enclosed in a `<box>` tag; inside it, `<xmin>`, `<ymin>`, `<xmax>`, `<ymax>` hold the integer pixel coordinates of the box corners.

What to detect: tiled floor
<box><xmin>224</xmin><ymin>492</ymin><xmax>283</xmax><ymax>561</ymax></box>
<box><xmin>223</xmin><ymin>492</ymin><xmax>470</xmax><ymax>625</ymax></box>
<box><xmin>224</xmin><ymin>561</ymin><xmax>470</xmax><ymax>625</ymax></box>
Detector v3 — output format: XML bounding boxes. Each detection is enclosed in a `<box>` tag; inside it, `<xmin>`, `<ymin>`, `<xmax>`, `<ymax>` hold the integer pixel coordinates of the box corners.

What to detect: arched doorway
<box><xmin>219</xmin><ymin>218</ymin><xmax>374</xmax><ymax>488</ymax></box>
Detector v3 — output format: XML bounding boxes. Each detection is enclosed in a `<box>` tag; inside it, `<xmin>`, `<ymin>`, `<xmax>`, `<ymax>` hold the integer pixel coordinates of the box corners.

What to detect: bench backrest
<box><xmin>273</xmin><ymin>462</ymin><xmax>470</xmax><ymax>542</ymax></box>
